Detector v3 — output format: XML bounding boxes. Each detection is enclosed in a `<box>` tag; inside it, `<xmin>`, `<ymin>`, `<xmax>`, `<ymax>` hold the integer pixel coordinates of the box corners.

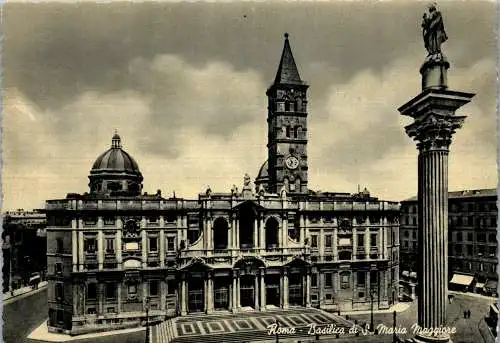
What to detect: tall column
<box><xmin>253</xmin><ymin>220</ymin><xmax>258</xmax><ymax>250</ymax></box>
<box><xmin>237</xmin><ymin>273</ymin><xmax>241</xmax><ymax>308</ymax></box>
<box><xmin>78</xmin><ymin>227</ymin><xmax>84</xmax><ymax>271</ymax></box>
<box><xmin>364</xmin><ymin>228</ymin><xmax>370</xmax><ymax>257</ymax></box>
<box><xmin>305</xmin><ymin>269</ymin><xmax>311</xmax><ymax>307</ymax></box>
<box><xmin>236</xmin><ymin>220</ymin><xmax>240</xmax><ymax>249</ymax></box>
<box><xmin>283</xmin><ymin>268</ymin><xmax>289</xmax><ymax>310</ymax></box>
<box><xmin>398</xmin><ymin>32</ymin><xmax>474</xmax><ymax>342</ymax></box>
<box><xmin>159</xmin><ymin>229</ymin><xmax>165</xmax><ymax>268</ymax></box>
<box><xmin>352</xmin><ymin>227</ymin><xmax>357</xmax><ymax>261</ymax></box>
<box><xmin>181</xmin><ymin>274</ymin><xmax>187</xmax><ymax>316</ymax></box>
<box><xmin>299</xmin><ymin>214</ymin><xmax>305</xmax><ymax>245</ymax></box>
<box><xmin>97</xmin><ymin>230</ymin><xmax>104</xmax><ymax>270</ymax></box>
<box><xmin>333</xmin><ymin>227</ymin><xmax>338</xmax><ymax>261</ymax></box>
<box><xmin>232</xmin><ymin>270</ymin><xmax>238</xmax><ymax>312</ymax></box>
<box><xmin>117</xmin><ymin>283</ymin><xmax>122</xmax><ymax>313</ymax></box>
<box><xmin>260</xmin><ymin>217</ymin><xmax>265</xmax><ymax>251</ymax></box>
<box><xmin>254</xmin><ymin>274</ymin><xmax>259</xmax><ymax>310</ymax></box>
<box><xmin>260</xmin><ymin>267</ymin><xmax>266</xmax><ymax>311</ymax></box>
<box><xmin>141</xmin><ymin>229</ymin><xmax>147</xmax><ymax>268</ymax></box>
<box><xmin>207</xmin><ymin>272</ymin><xmax>214</xmax><ymax>313</ymax></box>
<box><xmin>116</xmin><ymin>229</ymin><xmax>122</xmax><ymax>268</ymax></box>
<box><xmin>72</xmin><ymin>219</ymin><xmax>78</xmax><ymax>272</ymax></box>
<box><xmin>282</xmin><ymin>216</ymin><xmax>288</xmax><ymax>253</ymax></box>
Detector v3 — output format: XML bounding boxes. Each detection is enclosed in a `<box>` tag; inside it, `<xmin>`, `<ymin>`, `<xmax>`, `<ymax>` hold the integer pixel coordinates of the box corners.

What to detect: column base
<box><xmin>181</xmin><ymin>310</ymin><xmax>187</xmax><ymax>316</ymax></box>
<box><xmin>409</xmin><ymin>333</ymin><xmax>452</xmax><ymax>343</ymax></box>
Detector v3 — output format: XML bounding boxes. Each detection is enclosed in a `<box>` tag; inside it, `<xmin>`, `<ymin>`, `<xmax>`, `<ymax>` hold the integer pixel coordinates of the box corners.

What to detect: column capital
<box><xmin>405</xmin><ymin>113</ymin><xmax>466</xmax><ymax>151</ymax></box>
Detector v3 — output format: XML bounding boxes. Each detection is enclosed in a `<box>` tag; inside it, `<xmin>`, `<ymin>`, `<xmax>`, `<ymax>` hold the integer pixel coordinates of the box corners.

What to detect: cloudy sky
<box><xmin>2</xmin><ymin>1</ymin><xmax>497</xmax><ymax>210</ymax></box>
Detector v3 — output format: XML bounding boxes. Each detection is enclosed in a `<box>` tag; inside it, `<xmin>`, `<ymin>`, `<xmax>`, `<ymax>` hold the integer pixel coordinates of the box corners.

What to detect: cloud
<box><xmin>2</xmin><ymin>55</ymin><xmax>267</xmax><ymax>209</ymax></box>
<box><xmin>2</xmin><ymin>2</ymin><xmax>496</xmax><ymax>210</ymax></box>
<box><xmin>308</xmin><ymin>53</ymin><xmax>496</xmax><ymax>200</ymax></box>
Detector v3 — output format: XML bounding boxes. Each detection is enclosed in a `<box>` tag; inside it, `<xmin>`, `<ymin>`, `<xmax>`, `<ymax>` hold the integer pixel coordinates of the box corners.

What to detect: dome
<box><xmin>255</xmin><ymin>160</ymin><xmax>269</xmax><ymax>192</ymax></box>
<box><xmin>256</xmin><ymin>160</ymin><xmax>269</xmax><ymax>180</ymax></box>
<box><xmin>91</xmin><ymin>147</ymin><xmax>141</xmax><ymax>173</ymax></box>
<box><xmin>88</xmin><ymin>133</ymin><xmax>143</xmax><ymax>196</ymax></box>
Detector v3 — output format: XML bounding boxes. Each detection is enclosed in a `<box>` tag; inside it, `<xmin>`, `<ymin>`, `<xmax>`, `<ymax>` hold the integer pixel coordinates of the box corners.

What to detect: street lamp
<box><xmin>145</xmin><ymin>296</ymin><xmax>150</xmax><ymax>343</ymax></box>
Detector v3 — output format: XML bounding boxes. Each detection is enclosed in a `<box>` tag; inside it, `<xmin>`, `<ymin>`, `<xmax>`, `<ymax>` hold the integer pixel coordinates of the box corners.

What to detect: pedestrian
<box><xmin>463</xmin><ymin>311</ymin><xmax>467</xmax><ymax>318</ymax></box>
<box><xmin>467</xmin><ymin>309</ymin><xmax>471</xmax><ymax>318</ymax></box>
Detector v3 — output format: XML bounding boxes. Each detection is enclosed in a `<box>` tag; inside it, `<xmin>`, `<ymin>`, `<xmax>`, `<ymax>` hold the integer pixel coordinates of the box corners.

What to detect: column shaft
<box><xmin>418</xmin><ymin>149</ymin><xmax>449</xmax><ymax>329</ymax></box>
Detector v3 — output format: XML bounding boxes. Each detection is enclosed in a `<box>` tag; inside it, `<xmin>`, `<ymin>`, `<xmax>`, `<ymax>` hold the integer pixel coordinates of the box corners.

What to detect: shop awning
<box><xmin>402</xmin><ymin>271</ymin><xmax>409</xmax><ymax>277</ymax></box>
<box><xmin>450</xmin><ymin>274</ymin><xmax>474</xmax><ymax>286</ymax></box>
<box><xmin>475</xmin><ymin>282</ymin><xmax>485</xmax><ymax>289</ymax></box>
<box><xmin>485</xmin><ymin>279</ymin><xmax>498</xmax><ymax>291</ymax></box>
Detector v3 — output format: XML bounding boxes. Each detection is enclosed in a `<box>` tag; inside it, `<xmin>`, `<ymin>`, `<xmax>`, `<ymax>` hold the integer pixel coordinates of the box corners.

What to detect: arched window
<box><xmin>213</xmin><ymin>217</ymin><xmax>229</xmax><ymax>250</ymax></box>
<box><xmin>265</xmin><ymin>217</ymin><xmax>279</xmax><ymax>249</ymax></box>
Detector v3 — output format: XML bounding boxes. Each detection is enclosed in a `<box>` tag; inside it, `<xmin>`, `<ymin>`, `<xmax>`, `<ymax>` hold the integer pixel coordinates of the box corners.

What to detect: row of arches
<box><xmin>212</xmin><ymin>216</ymin><xmax>280</xmax><ymax>250</ymax></box>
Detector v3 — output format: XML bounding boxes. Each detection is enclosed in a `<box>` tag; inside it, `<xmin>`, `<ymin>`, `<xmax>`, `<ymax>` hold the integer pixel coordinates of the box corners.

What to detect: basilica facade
<box><xmin>45</xmin><ymin>35</ymin><xmax>400</xmax><ymax>335</ymax></box>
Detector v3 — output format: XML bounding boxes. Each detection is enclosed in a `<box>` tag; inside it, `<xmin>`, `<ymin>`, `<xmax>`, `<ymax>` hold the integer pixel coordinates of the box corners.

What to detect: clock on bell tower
<box><xmin>266</xmin><ymin>33</ymin><xmax>309</xmax><ymax>195</ymax></box>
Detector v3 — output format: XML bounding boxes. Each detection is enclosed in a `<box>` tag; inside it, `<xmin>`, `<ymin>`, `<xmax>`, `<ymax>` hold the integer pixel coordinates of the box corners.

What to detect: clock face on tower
<box><xmin>285</xmin><ymin>156</ymin><xmax>299</xmax><ymax>170</ymax></box>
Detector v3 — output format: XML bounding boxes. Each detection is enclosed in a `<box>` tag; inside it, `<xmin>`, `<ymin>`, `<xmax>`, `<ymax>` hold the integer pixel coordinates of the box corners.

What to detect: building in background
<box><xmin>400</xmin><ymin>189</ymin><xmax>497</xmax><ymax>296</ymax></box>
<box><xmin>45</xmin><ymin>34</ymin><xmax>400</xmax><ymax>335</ymax></box>
<box><xmin>2</xmin><ymin>209</ymin><xmax>47</xmax><ymax>292</ymax></box>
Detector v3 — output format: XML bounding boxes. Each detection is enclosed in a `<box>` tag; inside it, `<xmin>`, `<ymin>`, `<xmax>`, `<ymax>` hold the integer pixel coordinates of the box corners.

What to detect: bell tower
<box><xmin>266</xmin><ymin>33</ymin><xmax>309</xmax><ymax>195</ymax></box>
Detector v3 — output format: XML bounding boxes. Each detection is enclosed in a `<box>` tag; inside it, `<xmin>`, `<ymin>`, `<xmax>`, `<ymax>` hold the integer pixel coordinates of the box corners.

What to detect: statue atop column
<box><xmin>422</xmin><ymin>3</ymin><xmax>448</xmax><ymax>58</ymax></box>
<box><xmin>419</xmin><ymin>3</ymin><xmax>450</xmax><ymax>90</ymax></box>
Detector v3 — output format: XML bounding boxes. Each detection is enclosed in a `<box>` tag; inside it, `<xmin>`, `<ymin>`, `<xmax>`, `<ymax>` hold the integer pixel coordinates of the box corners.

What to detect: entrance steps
<box><xmin>151</xmin><ymin>307</ymin><xmax>362</xmax><ymax>343</ymax></box>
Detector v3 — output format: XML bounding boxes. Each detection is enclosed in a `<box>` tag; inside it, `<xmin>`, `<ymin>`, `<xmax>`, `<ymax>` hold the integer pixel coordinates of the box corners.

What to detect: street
<box><xmin>347</xmin><ymin>294</ymin><xmax>496</xmax><ymax>343</ymax></box>
<box><xmin>3</xmin><ymin>288</ymin><xmax>145</xmax><ymax>343</ymax></box>
<box><xmin>3</xmin><ymin>289</ymin><xmax>495</xmax><ymax>343</ymax></box>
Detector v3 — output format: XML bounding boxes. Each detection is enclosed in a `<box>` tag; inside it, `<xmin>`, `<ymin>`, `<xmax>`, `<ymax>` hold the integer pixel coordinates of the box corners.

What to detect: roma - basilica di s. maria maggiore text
<box><xmin>45</xmin><ymin>34</ymin><xmax>400</xmax><ymax>335</ymax></box>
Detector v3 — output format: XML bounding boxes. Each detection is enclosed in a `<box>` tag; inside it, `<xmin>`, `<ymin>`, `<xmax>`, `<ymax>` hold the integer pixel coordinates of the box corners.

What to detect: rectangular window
<box><xmin>467</xmin><ymin>245</ymin><xmax>473</xmax><ymax>255</ymax></box>
<box><xmin>56</xmin><ymin>238</ymin><xmax>63</xmax><ymax>253</ymax></box>
<box><xmin>357</xmin><ymin>272</ymin><xmax>366</xmax><ymax>287</ymax></box>
<box><xmin>324</xmin><ymin>273</ymin><xmax>332</xmax><ymax>287</ymax></box>
<box><xmin>148</xmin><ymin>217</ymin><xmax>158</xmax><ymax>223</ymax></box>
<box><xmin>167</xmin><ymin>280</ymin><xmax>176</xmax><ymax>295</ymax></box>
<box><xmin>311</xmin><ymin>235</ymin><xmax>318</xmax><ymax>248</ymax></box>
<box><xmin>357</xmin><ymin>234</ymin><xmax>364</xmax><ymax>247</ymax></box>
<box><xmin>489</xmin><ymin>246</ymin><xmax>496</xmax><ymax>256</ymax></box>
<box><xmin>107</xmin><ymin>307</ymin><xmax>115</xmax><ymax>313</ymax></box>
<box><xmin>370</xmin><ymin>234</ymin><xmax>377</xmax><ymax>247</ymax></box>
<box><xmin>55</xmin><ymin>262</ymin><xmax>63</xmax><ymax>274</ymax></box>
<box><xmin>478</xmin><ymin>245</ymin><xmax>485</xmax><ymax>255</ymax></box>
<box><xmin>87</xmin><ymin>283</ymin><xmax>97</xmax><ymax>300</ymax></box>
<box><xmin>467</xmin><ymin>233</ymin><xmax>473</xmax><ymax>242</ymax></box>
<box><xmin>456</xmin><ymin>232</ymin><xmax>462</xmax><ymax>242</ymax></box>
<box><xmin>150</xmin><ymin>280</ymin><xmax>159</xmax><ymax>296</ymax></box>
<box><xmin>55</xmin><ymin>283</ymin><xmax>63</xmax><ymax>300</ymax></box>
<box><xmin>105</xmin><ymin>283</ymin><xmax>116</xmax><ymax>299</ymax></box>
<box><xmin>325</xmin><ymin>235</ymin><xmax>332</xmax><ymax>248</ymax></box>
<box><xmin>84</xmin><ymin>237</ymin><xmax>97</xmax><ymax>253</ymax></box>
<box><xmin>149</xmin><ymin>237</ymin><xmax>158</xmax><ymax>252</ymax></box>
<box><xmin>311</xmin><ymin>274</ymin><xmax>318</xmax><ymax>287</ymax></box>
<box><xmin>105</xmin><ymin>238</ymin><xmax>115</xmax><ymax>253</ymax></box>
<box><xmin>456</xmin><ymin>245</ymin><xmax>462</xmax><ymax>254</ymax></box>
<box><xmin>167</xmin><ymin>237</ymin><xmax>175</xmax><ymax>251</ymax></box>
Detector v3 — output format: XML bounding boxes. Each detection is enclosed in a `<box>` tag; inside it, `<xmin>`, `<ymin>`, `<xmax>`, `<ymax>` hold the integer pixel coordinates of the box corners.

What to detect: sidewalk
<box><xmin>28</xmin><ymin>320</ymin><xmax>146</xmax><ymax>342</ymax></box>
<box><xmin>448</xmin><ymin>290</ymin><xmax>498</xmax><ymax>301</ymax></box>
<box><xmin>3</xmin><ymin>281</ymin><xmax>48</xmax><ymax>302</ymax></box>
<box><xmin>340</xmin><ymin>302</ymin><xmax>411</xmax><ymax>315</ymax></box>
